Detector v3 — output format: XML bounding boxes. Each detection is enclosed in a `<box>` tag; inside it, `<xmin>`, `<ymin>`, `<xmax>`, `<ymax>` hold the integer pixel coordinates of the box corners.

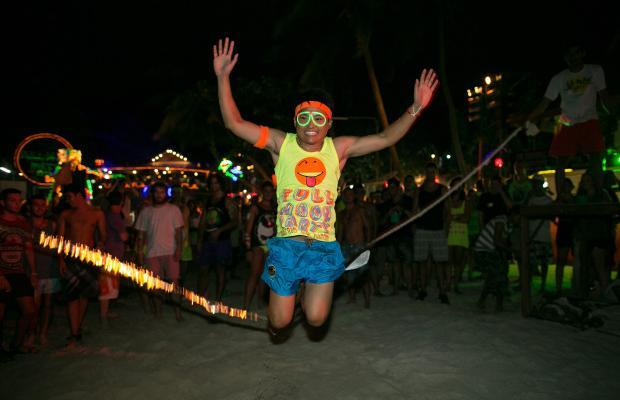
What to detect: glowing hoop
<box><xmin>13</xmin><ymin>133</ymin><xmax>73</xmax><ymax>187</ymax></box>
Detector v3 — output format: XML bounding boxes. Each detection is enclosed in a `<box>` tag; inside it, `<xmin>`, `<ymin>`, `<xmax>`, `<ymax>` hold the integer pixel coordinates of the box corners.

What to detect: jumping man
<box><xmin>213</xmin><ymin>37</ymin><xmax>439</xmax><ymax>335</ymax></box>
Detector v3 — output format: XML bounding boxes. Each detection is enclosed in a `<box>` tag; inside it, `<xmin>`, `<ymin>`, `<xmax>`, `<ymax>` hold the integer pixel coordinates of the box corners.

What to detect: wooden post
<box><xmin>520</xmin><ymin>215</ymin><xmax>531</xmax><ymax>317</ymax></box>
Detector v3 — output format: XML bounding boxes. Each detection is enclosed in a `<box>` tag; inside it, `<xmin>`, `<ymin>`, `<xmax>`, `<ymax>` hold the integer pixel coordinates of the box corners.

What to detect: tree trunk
<box><xmin>438</xmin><ymin>11</ymin><xmax>467</xmax><ymax>174</ymax></box>
<box><xmin>358</xmin><ymin>33</ymin><xmax>404</xmax><ymax>178</ymax></box>
<box><xmin>246</xmin><ymin>154</ymin><xmax>272</xmax><ymax>183</ymax></box>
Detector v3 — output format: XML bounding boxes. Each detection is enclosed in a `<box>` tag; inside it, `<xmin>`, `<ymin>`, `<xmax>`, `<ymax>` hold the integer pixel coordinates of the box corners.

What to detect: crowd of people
<box><xmin>2</xmin><ymin>156</ymin><xmax>618</xmax><ymax>357</ymax></box>
<box><xmin>1</xmin><ymin>42</ymin><xmax>617</xmax><ymax>357</ymax></box>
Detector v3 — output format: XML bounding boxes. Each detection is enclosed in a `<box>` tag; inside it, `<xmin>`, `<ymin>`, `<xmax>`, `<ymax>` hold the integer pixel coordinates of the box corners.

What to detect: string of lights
<box><xmin>39</xmin><ymin>231</ymin><xmax>264</xmax><ymax>322</ymax></box>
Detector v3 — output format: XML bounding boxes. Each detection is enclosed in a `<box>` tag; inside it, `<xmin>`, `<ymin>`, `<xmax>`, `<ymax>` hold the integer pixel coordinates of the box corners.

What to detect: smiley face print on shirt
<box><xmin>295</xmin><ymin>157</ymin><xmax>326</xmax><ymax>188</ymax></box>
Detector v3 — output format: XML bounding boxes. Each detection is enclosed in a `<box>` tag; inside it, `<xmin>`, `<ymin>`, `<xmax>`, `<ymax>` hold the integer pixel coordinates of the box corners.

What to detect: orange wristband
<box><xmin>254</xmin><ymin>126</ymin><xmax>269</xmax><ymax>149</ymax></box>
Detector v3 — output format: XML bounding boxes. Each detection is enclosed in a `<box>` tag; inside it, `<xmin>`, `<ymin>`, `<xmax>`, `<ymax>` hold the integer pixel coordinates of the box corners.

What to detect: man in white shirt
<box><xmin>135</xmin><ymin>182</ymin><xmax>184</xmax><ymax>320</ymax></box>
<box><xmin>528</xmin><ymin>45</ymin><xmax>613</xmax><ymax>190</ymax></box>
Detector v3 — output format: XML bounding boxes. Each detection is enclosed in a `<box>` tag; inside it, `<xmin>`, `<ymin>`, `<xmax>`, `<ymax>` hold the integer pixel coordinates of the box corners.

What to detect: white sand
<box><xmin>2</xmin><ymin>278</ymin><xmax>619</xmax><ymax>400</ymax></box>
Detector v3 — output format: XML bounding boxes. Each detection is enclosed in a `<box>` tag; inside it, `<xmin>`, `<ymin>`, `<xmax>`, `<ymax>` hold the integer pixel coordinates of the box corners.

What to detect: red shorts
<box><xmin>549</xmin><ymin>119</ymin><xmax>604</xmax><ymax>157</ymax></box>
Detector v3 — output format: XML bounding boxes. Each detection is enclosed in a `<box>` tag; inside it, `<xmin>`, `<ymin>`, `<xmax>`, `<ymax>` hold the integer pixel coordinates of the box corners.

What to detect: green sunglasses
<box><xmin>295</xmin><ymin>111</ymin><xmax>328</xmax><ymax>127</ymax></box>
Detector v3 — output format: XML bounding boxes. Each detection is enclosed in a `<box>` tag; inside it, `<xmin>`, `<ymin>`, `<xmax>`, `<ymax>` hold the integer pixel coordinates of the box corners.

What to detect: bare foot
<box><xmin>63</xmin><ymin>336</ymin><xmax>80</xmax><ymax>350</ymax></box>
<box><xmin>22</xmin><ymin>334</ymin><xmax>36</xmax><ymax>348</ymax></box>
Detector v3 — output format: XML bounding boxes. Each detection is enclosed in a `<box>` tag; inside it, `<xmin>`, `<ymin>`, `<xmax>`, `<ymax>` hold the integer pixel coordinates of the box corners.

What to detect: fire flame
<box><xmin>39</xmin><ymin>232</ymin><xmax>261</xmax><ymax>322</ymax></box>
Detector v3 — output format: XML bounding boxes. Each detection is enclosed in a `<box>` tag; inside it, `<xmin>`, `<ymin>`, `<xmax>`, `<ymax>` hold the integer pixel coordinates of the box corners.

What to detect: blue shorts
<box><xmin>261</xmin><ymin>237</ymin><xmax>345</xmax><ymax>296</ymax></box>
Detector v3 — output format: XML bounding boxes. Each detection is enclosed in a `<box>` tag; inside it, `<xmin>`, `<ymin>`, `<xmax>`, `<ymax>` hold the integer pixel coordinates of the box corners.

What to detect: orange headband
<box><xmin>294</xmin><ymin>101</ymin><xmax>332</xmax><ymax>120</ymax></box>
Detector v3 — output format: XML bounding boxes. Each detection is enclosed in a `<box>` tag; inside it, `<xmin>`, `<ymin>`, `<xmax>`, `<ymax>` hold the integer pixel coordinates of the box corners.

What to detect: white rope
<box><xmin>346</xmin><ymin>127</ymin><xmax>523</xmax><ymax>270</ymax></box>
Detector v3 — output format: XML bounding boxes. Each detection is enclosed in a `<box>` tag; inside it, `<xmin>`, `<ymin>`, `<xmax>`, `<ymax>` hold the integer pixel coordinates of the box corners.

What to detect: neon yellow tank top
<box><xmin>275</xmin><ymin>133</ymin><xmax>340</xmax><ymax>242</ymax></box>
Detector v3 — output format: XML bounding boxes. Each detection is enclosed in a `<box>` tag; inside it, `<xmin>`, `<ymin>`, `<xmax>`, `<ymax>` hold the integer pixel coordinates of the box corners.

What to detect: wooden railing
<box><xmin>518</xmin><ymin>203</ymin><xmax>620</xmax><ymax>316</ymax></box>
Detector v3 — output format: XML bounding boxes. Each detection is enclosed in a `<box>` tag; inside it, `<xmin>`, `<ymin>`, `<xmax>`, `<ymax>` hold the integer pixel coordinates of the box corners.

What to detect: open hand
<box><xmin>413</xmin><ymin>69</ymin><xmax>439</xmax><ymax>111</ymax></box>
<box><xmin>213</xmin><ymin>37</ymin><xmax>239</xmax><ymax>78</ymax></box>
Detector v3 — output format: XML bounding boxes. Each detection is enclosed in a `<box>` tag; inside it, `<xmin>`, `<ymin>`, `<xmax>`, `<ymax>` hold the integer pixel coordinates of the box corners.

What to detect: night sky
<box><xmin>5</xmin><ymin>0</ymin><xmax>617</xmax><ymax>169</ymax></box>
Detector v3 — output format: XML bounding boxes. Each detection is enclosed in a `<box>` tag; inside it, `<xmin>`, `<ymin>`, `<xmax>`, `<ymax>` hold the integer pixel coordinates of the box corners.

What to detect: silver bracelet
<box><xmin>408</xmin><ymin>105</ymin><xmax>421</xmax><ymax>118</ymax></box>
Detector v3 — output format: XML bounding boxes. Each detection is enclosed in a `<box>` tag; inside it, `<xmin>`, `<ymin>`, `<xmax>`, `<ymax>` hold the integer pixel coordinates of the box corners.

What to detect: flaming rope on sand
<box><xmin>39</xmin><ymin>231</ymin><xmax>264</xmax><ymax>322</ymax></box>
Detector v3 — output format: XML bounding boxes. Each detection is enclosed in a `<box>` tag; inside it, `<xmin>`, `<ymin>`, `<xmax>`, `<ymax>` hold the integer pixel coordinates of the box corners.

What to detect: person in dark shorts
<box><xmin>57</xmin><ymin>185</ymin><xmax>106</xmax><ymax>346</ymax></box>
<box><xmin>574</xmin><ymin>173</ymin><xmax>612</xmax><ymax>297</ymax></box>
<box><xmin>375</xmin><ymin>178</ymin><xmax>413</xmax><ymax>297</ymax></box>
<box><xmin>197</xmin><ymin>173</ymin><xmax>239</xmax><ymax>300</ymax></box>
<box><xmin>474</xmin><ymin>211</ymin><xmax>510</xmax><ymax>312</ymax></box>
<box><xmin>29</xmin><ymin>194</ymin><xmax>61</xmax><ymax>346</ymax></box>
<box><xmin>337</xmin><ymin>187</ymin><xmax>371</xmax><ymax>307</ymax></box>
<box><xmin>413</xmin><ymin>163</ymin><xmax>450</xmax><ymax>303</ymax></box>
<box><xmin>243</xmin><ymin>181</ymin><xmax>277</xmax><ymax>310</ymax></box>
<box><xmin>0</xmin><ymin>188</ymin><xmax>37</xmax><ymax>354</ymax></box>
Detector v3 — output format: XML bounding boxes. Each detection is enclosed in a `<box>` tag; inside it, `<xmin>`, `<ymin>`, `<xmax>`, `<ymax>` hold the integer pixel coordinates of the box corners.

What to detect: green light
<box><xmin>218</xmin><ymin>158</ymin><xmax>244</xmax><ymax>182</ymax></box>
<box><xmin>602</xmin><ymin>148</ymin><xmax>620</xmax><ymax>171</ymax></box>
<box><xmin>295</xmin><ymin>111</ymin><xmax>327</xmax><ymax>127</ymax></box>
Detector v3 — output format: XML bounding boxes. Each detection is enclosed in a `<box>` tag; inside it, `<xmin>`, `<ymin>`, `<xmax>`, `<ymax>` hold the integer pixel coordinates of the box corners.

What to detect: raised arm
<box><xmin>527</xmin><ymin>97</ymin><xmax>552</xmax><ymax>123</ymax></box>
<box><xmin>244</xmin><ymin>205</ymin><xmax>259</xmax><ymax>250</ymax></box>
<box><xmin>213</xmin><ymin>38</ymin><xmax>285</xmax><ymax>155</ymax></box>
<box><xmin>334</xmin><ymin>69</ymin><xmax>439</xmax><ymax>160</ymax></box>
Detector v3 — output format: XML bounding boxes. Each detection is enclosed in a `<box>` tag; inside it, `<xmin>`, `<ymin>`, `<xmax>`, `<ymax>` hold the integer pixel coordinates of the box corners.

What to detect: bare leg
<box><xmin>346</xmin><ymin>272</ymin><xmax>356</xmax><ymax>304</ymax></box>
<box><xmin>172</xmin><ymin>279</ymin><xmax>183</xmax><ymax>322</ymax></box>
<box><xmin>243</xmin><ymin>248</ymin><xmax>265</xmax><ymax>310</ymax></box>
<box><xmin>216</xmin><ymin>265</ymin><xmax>226</xmax><ymax>301</ymax></box>
<box><xmin>437</xmin><ymin>261</ymin><xmax>449</xmax><ymax>295</ymax></box>
<box><xmin>419</xmin><ymin>260</ymin><xmax>429</xmax><ymax>292</ymax></box>
<box><xmin>592</xmin><ymin>247</ymin><xmax>610</xmax><ymax>293</ymax></box>
<box><xmin>448</xmin><ymin>246</ymin><xmax>457</xmax><ymax>291</ymax></box>
<box><xmin>267</xmin><ymin>290</ymin><xmax>296</xmax><ymax>330</ymax></box>
<box><xmin>39</xmin><ymin>293</ymin><xmax>53</xmax><ymax>344</ymax></box>
<box><xmin>539</xmin><ymin>247</ymin><xmax>549</xmax><ymax>293</ymax></box>
<box><xmin>180</xmin><ymin>261</ymin><xmax>189</xmax><ymax>286</ymax></box>
<box><xmin>14</xmin><ymin>296</ymin><xmax>36</xmax><ymax>350</ymax></box>
<box><xmin>390</xmin><ymin>260</ymin><xmax>400</xmax><ymax>296</ymax></box>
<box><xmin>372</xmin><ymin>249</ymin><xmax>387</xmax><ymax>296</ymax></box>
<box><xmin>78</xmin><ymin>298</ymin><xmax>88</xmax><ymax>327</ymax></box>
<box><xmin>466</xmin><ymin>248</ymin><xmax>475</xmax><ymax>281</ymax></box>
<box><xmin>99</xmin><ymin>299</ymin><xmax>110</xmax><ymax>323</ymax></box>
<box><xmin>370</xmin><ymin>260</ymin><xmax>381</xmax><ymax>296</ymax></box>
<box><xmin>24</xmin><ymin>290</ymin><xmax>41</xmax><ymax>347</ymax></box>
<box><xmin>554</xmin><ymin>157</ymin><xmax>570</xmax><ymax>197</ymax></box>
<box><xmin>198</xmin><ymin>267</ymin><xmax>210</xmax><ymax>298</ymax></box>
<box><xmin>302</xmin><ymin>282</ymin><xmax>334</xmax><ymax>327</ymax></box>
<box><xmin>556</xmin><ymin>247</ymin><xmax>569</xmax><ymax>295</ymax></box>
<box><xmin>151</xmin><ymin>294</ymin><xmax>162</xmax><ymax>318</ymax></box>
<box><xmin>416</xmin><ymin>259</ymin><xmax>430</xmax><ymax>300</ymax></box>
<box><xmin>409</xmin><ymin>260</ymin><xmax>417</xmax><ymax>296</ymax></box>
<box><xmin>454</xmin><ymin>247</ymin><xmax>467</xmax><ymax>293</ymax></box>
<box><xmin>588</xmin><ymin>152</ymin><xmax>603</xmax><ymax>189</ymax></box>
<box><xmin>67</xmin><ymin>298</ymin><xmax>85</xmax><ymax>345</ymax></box>
<box><xmin>362</xmin><ymin>279</ymin><xmax>371</xmax><ymax>308</ymax></box>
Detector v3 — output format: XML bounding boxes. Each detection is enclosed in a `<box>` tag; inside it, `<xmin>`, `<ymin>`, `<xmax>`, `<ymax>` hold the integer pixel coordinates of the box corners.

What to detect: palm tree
<box><xmin>273</xmin><ymin>0</ymin><xmax>406</xmax><ymax>176</ymax></box>
<box><xmin>437</xmin><ymin>1</ymin><xmax>467</xmax><ymax>174</ymax></box>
